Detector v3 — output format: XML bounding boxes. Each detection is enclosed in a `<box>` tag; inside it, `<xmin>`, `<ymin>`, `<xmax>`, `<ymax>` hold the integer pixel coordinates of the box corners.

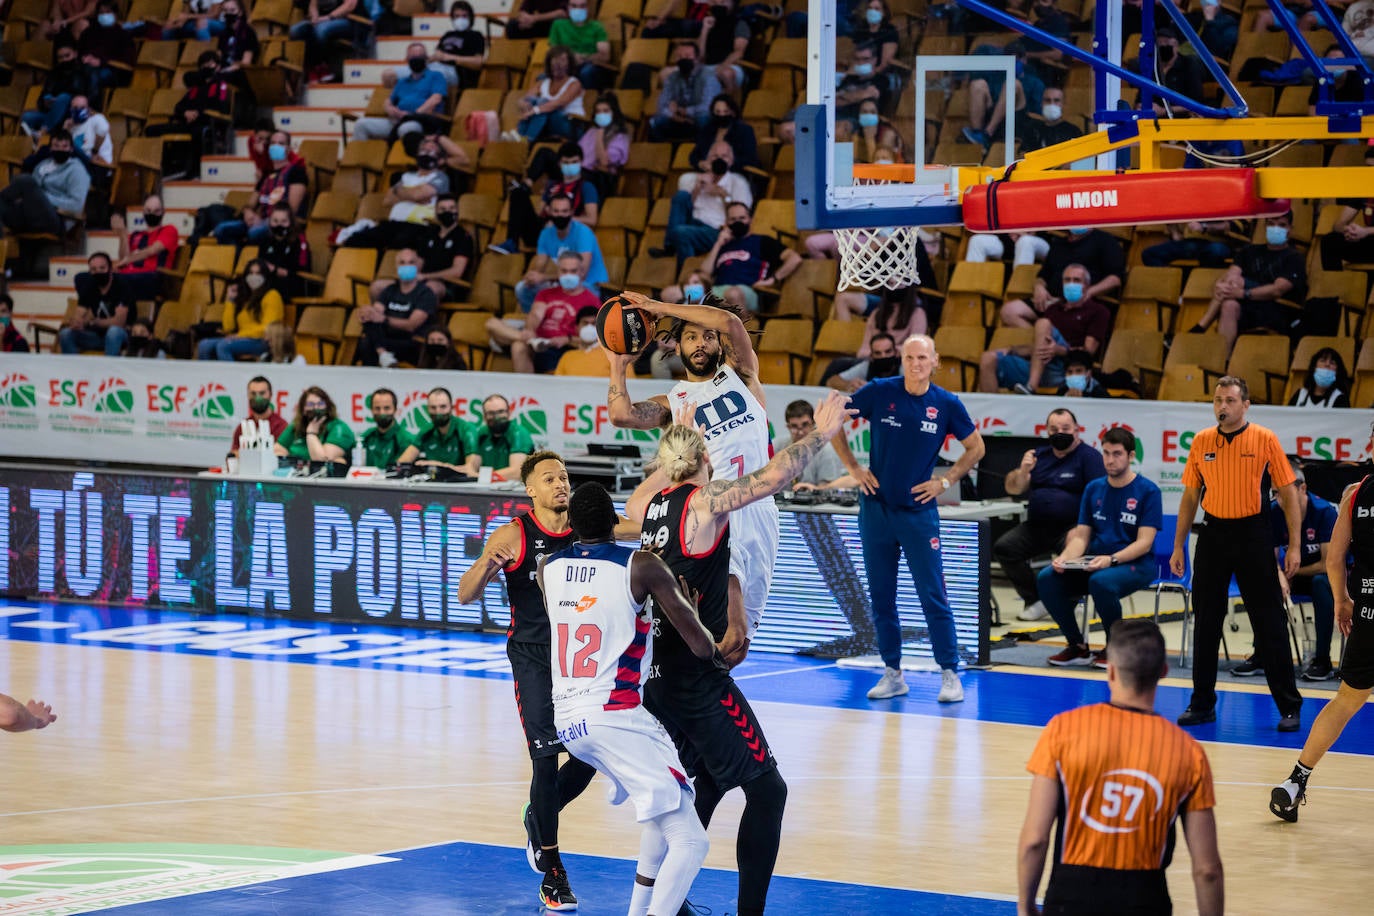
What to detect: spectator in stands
<box><xmin>698</xmin><ymin>0</ymin><xmax>752</xmax><ymax>94</ymax></box>
<box><xmin>640</xmin><ymin>0</ymin><xmax>711</xmax><ymax>38</ymax></box>
<box><xmin>230</xmin><ymin>375</ymin><xmax>288</xmax><ymax>456</ymax></box>
<box><xmin>832</xmin><ymin>274</ymin><xmax>931</xmax><ymax>329</ymax></box>
<box><xmin>62</xmin><ymin>95</ymin><xmax>112</xmax><ymax>178</ymax></box>
<box><xmin>1151</xmin><ymin>27</ymin><xmax>1204</xmax><ymax>104</ymax></box>
<box><xmin>1142</xmin><ymin>220</ymin><xmax>1236</xmax><ymax>269</ymax></box>
<box><xmin>512</xmin><ymin>46</ymin><xmax>583</xmax><ymax>143</ymax></box>
<box><xmin>648</xmin><ymin>42</ymin><xmax>721</xmax><ymax>142</ymax></box>
<box><xmin>198</xmin><ymin>260</ymin><xmax>283</xmax><ymax>361</ymax></box>
<box><xmin>998</xmin><ymin>408</ymin><xmax>1107</xmax><ymax>622</ymax></box>
<box><xmin>1001</xmin><ymin>228</ymin><xmax>1126</xmax><ymax>325</ymax></box>
<box><xmin>259</xmin><ymin>203</ymin><xmax>311</xmax><ymax>301</ymax></box>
<box><xmin>835</xmin><ymin>44</ymin><xmax>887</xmax><ymax>123</ymax></box>
<box><xmin>661</xmin><ymin>268</ymin><xmax>710</xmax><ymax>305</ymax></box>
<box><xmin>63</xmin><ymin>252</ymin><xmax>133</xmax><ymax>355</ymax></box>
<box><xmin>416</xmin><ymin>193</ymin><xmax>474</xmax><ymax>303</ymax></box>
<box><xmin>1319</xmin><ymin>162</ymin><xmax>1374</xmax><ymax>271</ymax></box>
<box><xmin>580</xmin><ymin>93</ymin><xmax>631</xmax><ymax>197</ymax></box>
<box><xmin>264</xmin><ymin>322</ymin><xmax>307</xmax><ymax>365</ymax></box>
<box><xmin>980</xmin><ymin>263</ymin><xmax>1112</xmax><ymax>394</ymax></box>
<box><xmin>1289</xmin><ymin>347</ymin><xmax>1352</xmax><ymax>408</ymax></box>
<box><xmin>359</xmin><ymin>248</ymin><xmax>438</xmax><ymax>367</ymax></box>
<box><xmin>1021</xmin><ymin>0</ymin><xmax>1072</xmax><ymax>86</ymax></box>
<box><xmin>0</xmin><ymin>295</ymin><xmax>29</xmax><ymax>354</ymax></box>
<box><xmin>214</xmin><ymin>129</ymin><xmax>309</xmax><ymax>245</ymax></box>
<box><xmin>246</xmin><ymin>119</ymin><xmax>282</xmax><ymax>183</ymax></box>
<box><xmin>550</xmin><ymin>0</ymin><xmax>611</xmax><ymax>88</ymax></box>
<box><xmin>690</xmin><ymin>94</ymin><xmax>760</xmax><ymax>172</ymax></box>
<box><xmin>432</xmin><ymin>1</ymin><xmax>486</xmax><ymax>90</ymax></box>
<box><xmin>473</xmin><ymin>394</ymin><xmax>535</xmax><ymax>478</ymax></box>
<box><xmin>275</xmin><ymin>386</ymin><xmax>356</xmax><ymax>468</ymax></box>
<box><xmin>966</xmin><ymin>230</ymin><xmax>1050</xmax><ymax>268</ymax></box>
<box><xmin>42</xmin><ymin>0</ymin><xmax>97</xmax><ymax>40</ymax></box>
<box><xmin>21</xmin><ymin>41</ymin><xmax>92</xmax><ymax>138</ymax></box>
<box><xmin>554</xmin><ymin>306</ymin><xmax>611</xmax><ymax>376</ymax></box>
<box><xmin>1020</xmin><ymin>86</ymin><xmax>1081</xmax><ymax>154</ymax></box>
<box><xmin>354</xmin><ymin>137</ymin><xmax>454</xmax><ymax>251</ymax></box>
<box><xmin>1056</xmin><ymin>349</ymin><xmax>1112</xmax><ymax>399</ymax></box>
<box><xmin>417</xmin><ymin>325</ymin><xmax>468</xmax><ymax>370</ymax></box>
<box><xmin>360</xmin><ymin>388</ymin><xmax>421</xmax><ymax>468</ymax></box>
<box><xmin>1040</xmin><ymin>427</ymin><xmax>1162</xmax><ymax>666</ymax></box>
<box><xmin>0</xmin><ymin>130</ymin><xmax>89</xmax><ymax>241</ymax></box>
<box><xmin>505</xmin><ymin>0</ymin><xmax>569</xmax><ymax>39</ymax></box>
<box><xmin>1189</xmin><ymin>0</ymin><xmax>1239</xmax><ymax>61</ymax></box>
<box><xmin>779</xmin><ymin>399</ymin><xmax>855</xmax><ymax>490</ymax></box>
<box><xmin>214</xmin><ymin>0</ymin><xmax>259</xmax><ymax>102</ymax></box>
<box><xmin>1252</xmin><ymin>0</ymin><xmax>1321</xmax><ymax>33</ymax></box>
<box><xmin>108</xmin><ymin>195</ymin><xmax>176</xmax><ymax>302</ymax></box>
<box><xmin>78</xmin><ymin>0</ymin><xmax>136</xmax><ymax>95</ymax></box>
<box><xmin>164</xmin><ymin>0</ymin><xmax>230</xmax><ymax>41</ymax></box>
<box><xmin>653</xmin><ymin>140</ymin><xmax>752</xmax><ymax>260</ymax></box>
<box><xmin>124</xmin><ymin>318</ymin><xmax>167</xmax><ymax>358</ymax></box>
<box><xmin>848</xmin><ymin>3</ymin><xmax>902</xmax><ymax>96</ymax></box>
<box><xmin>1342</xmin><ymin>0</ymin><xmax>1374</xmax><ymax>60</ymax></box>
<box><xmin>490</xmin><ymin>252</ymin><xmax>600</xmax><ymax>373</ymax></box>
<box><xmin>828</xmin><ymin>331</ymin><xmax>902</xmax><ymax>393</ymax></box>
<box><xmin>416</xmin><ymin>386</ymin><xmax>480</xmax><ymax>477</ymax></box>
<box><xmin>664</xmin><ymin>201</ymin><xmax>802</xmax><ymax>318</ymax></box>
<box><xmin>841</xmin><ymin>99</ymin><xmax>905</xmax><ymax>161</ymax></box>
<box><xmin>291</xmin><ymin>0</ymin><xmax>360</xmax><ymax>84</ymax></box>
<box><xmin>1190</xmin><ymin>212</ymin><xmax>1306</xmax><ymax>356</ymax></box>
<box><xmin>490</xmin><ymin>142</ymin><xmax>600</xmax><ymax>254</ymax></box>
<box><xmin>144</xmin><ymin>51</ymin><xmax>232</xmax><ymax>179</ymax></box>
<box><xmin>514</xmin><ymin>193</ymin><xmax>609</xmax><ymax>311</ymax></box>
<box><xmin>354</xmin><ymin>43</ymin><xmax>448</xmax><ymax>141</ymax></box>
<box><xmin>961</xmin><ymin>42</ymin><xmax>1041</xmax><ymax>150</ymax></box>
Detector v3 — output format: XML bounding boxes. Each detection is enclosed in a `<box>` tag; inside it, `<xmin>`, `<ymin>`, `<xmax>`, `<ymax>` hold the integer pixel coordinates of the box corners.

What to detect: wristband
<box><xmin>940</xmin><ymin>477</ymin><xmax>951</xmax><ymax>490</ymax></box>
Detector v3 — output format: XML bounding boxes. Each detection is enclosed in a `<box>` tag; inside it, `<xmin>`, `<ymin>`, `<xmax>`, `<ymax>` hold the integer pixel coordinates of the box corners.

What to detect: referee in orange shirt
<box><xmin>1018</xmin><ymin>619</ymin><xmax>1223</xmax><ymax>916</ymax></box>
<box><xmin>1171</xmin><ymin>376</ymin><xmax>1305</xmax><ymax>731</ymax></box>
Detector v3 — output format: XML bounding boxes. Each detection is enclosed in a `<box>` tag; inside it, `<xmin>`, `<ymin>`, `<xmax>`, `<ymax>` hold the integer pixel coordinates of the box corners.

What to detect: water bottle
<box><xmin>352</xmin><ymin>443</ymin><xmax>364</xmax><ymax>467</ymax></box>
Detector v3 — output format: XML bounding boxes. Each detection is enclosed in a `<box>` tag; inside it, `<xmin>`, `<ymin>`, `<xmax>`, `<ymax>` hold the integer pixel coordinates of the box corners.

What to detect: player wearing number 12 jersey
<box><xmin>607</xmin><ymin>291</ymin><xmax>776</xmax><ymax>668</ymax></box>
<box><xmin>541</xmin><ymin>483</ymin><xmax>721</xmax><ymax>916</ymax></box>
<box><xmin>1018</xmin><ymin>620</ymin><xmax>1223</xmax><ymax>916</ymax></box>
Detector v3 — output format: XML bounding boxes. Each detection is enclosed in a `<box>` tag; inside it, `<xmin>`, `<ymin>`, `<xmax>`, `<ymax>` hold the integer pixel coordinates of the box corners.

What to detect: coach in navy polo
<box><xmin>834</xmin><ymin>335</ymin><xmax>986</xmax><ymax>704</ymax></box>
<box><xmin>1037</xmin><ymin>426</ymin><xmax>1163</xmax><ymax>668</ymax></box>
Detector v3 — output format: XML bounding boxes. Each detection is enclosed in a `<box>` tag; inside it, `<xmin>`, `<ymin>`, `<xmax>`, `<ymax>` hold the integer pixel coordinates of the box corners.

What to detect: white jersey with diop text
<box><xmin>670</xmin><ymin>364</ymin><xmax>772</xmax><ymax>481</ymax></box>
<box><xmin>544</xmin><ymin>541</ymin><xmax>652</xmax><ymax>714</ymax></box>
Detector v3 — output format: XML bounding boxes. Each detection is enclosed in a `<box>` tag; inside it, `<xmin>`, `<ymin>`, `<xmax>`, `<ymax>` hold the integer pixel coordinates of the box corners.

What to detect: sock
<box><xmin>542</xmin><ymin>846</ymin><xmax>563</xmax><ymax>871</ymax></box>
<box><xmin>628</xmin><ymin>876</ymin><xmax>654</xmax><ymax>916</ymax></box>
<box><xmin>647</xmin><ymin>797</ymin><xmax>709</xmax><ymax>915</ymax></box>
<box><xmin>1292</xmin><ymin>761</ymin><xmax>1313</xmax><ymax>785</ymax></box>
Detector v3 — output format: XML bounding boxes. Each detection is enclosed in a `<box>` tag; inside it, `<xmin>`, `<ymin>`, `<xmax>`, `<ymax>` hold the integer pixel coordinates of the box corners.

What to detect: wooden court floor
<box><xmin>3</xmin><ymin>610</ymin><xmax>1374</xmax><ymax>914</ymax></box>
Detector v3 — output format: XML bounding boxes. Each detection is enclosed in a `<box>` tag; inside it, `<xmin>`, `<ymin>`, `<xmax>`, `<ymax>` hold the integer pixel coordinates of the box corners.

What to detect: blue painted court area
<box><xmin>4</xmin><ymin>598</ymin><xmax>1373</xmax><ymax>755</ymax></box>
<box><xmin>97</xmin><ymin>840</ymin><xmax>1014</xmax><ymax>916</ymax></box>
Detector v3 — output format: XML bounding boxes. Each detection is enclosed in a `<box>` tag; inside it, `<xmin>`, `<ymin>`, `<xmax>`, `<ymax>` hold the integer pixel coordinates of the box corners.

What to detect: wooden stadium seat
<box><xmin>1003</xmin><ymin>263</ymin><xmax>1040</xmax><ymax>303</ymax></box>
<box><xmin>1353</xmin><ymin>339</ymin><xmax>1374</xmax><ymax>407</ymax></box>
<box><xmin>595</xmin><ymin>197</ymin><xmax>649</xmax><ymax>259</ymax></box>
<box><xmin>1155</xmin><ymin>363</ymin><xmax>1209</xmax><ymax>402</ymax></box>
<box><xmin>458</xmin><ymin>192</ymin><xmax>505</xmax><ymax>252</ymax></box>
<box><xmin>135</xmin><ymin>41</ymin><xmax>180</xmax><ymax>88</ymax></box>
<box><xmin>1221</xmin><ymin>335</ymin><xmax>1291</xmax><ymax>404</ymax></box>
<box><xmin>773</xmin><ymin>259</ymin><xmax>838</xmax><ymax>321</ymax></box>
<box><xmin>752</xmin><ymin>200</ymin><xmax>798</xmax><ymax>248</ymax></box>
<box><xmin>755</xmin><ymin>317</ymin><xmax>814</xmax><ymax>385</ymax></box>
<box><xmin>152</xmin><ymin>300</ymin><xmax>204</xmax><ymax>340</ymax></box>
<box><xmin>1307</xmin><ymin>270</ymin><xmax>1370</xmax><ymax>337</ymax></box>
<box><xmin>467</xmin><ymin>254</ymin><xmax>527</xmax><ymax>314</ymax></box>
<box><xmin>480</xmin><ymin>39</ymin><xmax>534</xmax><ymax>91</ymax></box>
<box><xmin>1100</xmin><ymin>329</ymin><xmax>1164</xmax><ymax>393</ymax></box>
<box><xmin>803</xmin><ymin>318</ymin><xmax>866</xmax><ymax>385</ymax></box>
<box><xmin>452</xmin><ymin>89</ymin><xmax>507</xmax><ymax>140</ymax></box>
<box><xmin>623</xmin><ymin>255</ymin><xmax>680</xmax><ymax>297</ymax></box>
<box><xmin>616</xmin><ymin>38</ymin><xmax>670</xmax><ymax>87</ymax></box>
<box><xmin>620</xmin><ymin>143</ymin><xmax>672</xmax><ymax>202</ymax></box>
<box><xmin>1283</xmin><ymin>336</ymin><xmax>1356</xmax><ymax>404</ymax></box>
<box><xmin>334</xmin><ymin>139</ymin><xmax>388</xmax><ymax>196</ymax></box>
<box><xmin>298</xmin><ymin>139</ymin><xmax>340</xmax><ymax>193</ymax></box>
<box><xmin>294</xmin><ymin>306</ymin><xmax>347</xmax><ymax>365</ymax></box>
<box><xmin>1116</xmin><ymin>265</ymin><xmax>1183</xmax><ymax>334</ymax></box>
<box><xmin>449</xmin><ymin>311</ymin><xmax>497</xmax><ymax>369</ymax></box>
<box><xmin>297</xmin><ymin>248</ymin><xmax>379</xmax><ymax>312</ymax></box>
<box><xmin>1177</xmin><ymin>266</ymin><xmax>1230</xmax><ymax>331</ymax></box>
<box><xmin>942</xmin><ymin>261</ymin><xmax>1005</xmax><ymax>327</ymax></box>
<box><xmin>930</xmin><ymin>325</ymin><xmax>986</xmax><ymax>392</ymax></box>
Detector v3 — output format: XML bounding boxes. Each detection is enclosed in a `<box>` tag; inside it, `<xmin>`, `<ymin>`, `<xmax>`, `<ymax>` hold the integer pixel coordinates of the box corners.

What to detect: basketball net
<box><xmin>834</xmin><ymin>175</ymin><xmax>922</xmax><ymax>292</ymax></box>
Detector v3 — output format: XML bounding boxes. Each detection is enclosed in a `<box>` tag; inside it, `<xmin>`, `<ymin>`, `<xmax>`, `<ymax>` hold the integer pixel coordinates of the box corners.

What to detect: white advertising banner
<box><xmin>0</xmin><ymin>355</ymin><xmax>1370</xmax><ymax>510</ymax></box>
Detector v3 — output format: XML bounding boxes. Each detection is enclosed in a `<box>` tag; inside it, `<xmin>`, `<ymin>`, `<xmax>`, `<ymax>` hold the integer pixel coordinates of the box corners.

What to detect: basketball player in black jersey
<box><xmin>625</xmin><ymin>392</ymin><xmax>853</xmax><ymax>916</ymax></box>
<box><xmin>457</xmin><ymin>450</ymin><xmax>594</xmax><ymax>911</ymax></box>
<box><xmin>1272</xmin><ymin>473</ymin><xmax>1374</xmax><ymax>822</ymax></box>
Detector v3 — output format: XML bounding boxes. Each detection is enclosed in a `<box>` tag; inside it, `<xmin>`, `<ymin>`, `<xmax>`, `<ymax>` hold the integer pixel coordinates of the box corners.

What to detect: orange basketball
<box><xmin>596</xmin><ymin>296</ymin><xmax>653</xmax><ymax>355</ymax></box>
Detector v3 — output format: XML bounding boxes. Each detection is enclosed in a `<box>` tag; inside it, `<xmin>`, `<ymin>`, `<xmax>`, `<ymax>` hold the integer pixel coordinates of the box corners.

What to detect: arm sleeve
<box><xmin>222</xmin><ymin>304</ymin><xmax>238</xmax><ymax>334</ymax></box>
<box><xmin>848</xmin><ymin>381</ymin><xmax>875</xmax><ymax>419</ymax></box>
<box><xmin>277</xmin><ymin>425</ymin><xmax>296</xmax><ymax>447</ymax></box>
<box><xmin>460</xmin><ymin>420</ymin><xmax>481</xmax><ymax>458</ymax></box>
<box><xmin>1319</xmin><ymin>502</ymin><xmax>1339</xmax><ymax>540</ymax></box>
<box><xmin>260</xmin><ymin>291</ymin><xmax>285</xmax><ymax>327</ymax></box>
<box><xmin>325</xmin><ymin>420</ymin><xmax>357</xmax><ymax>451</ymax></box>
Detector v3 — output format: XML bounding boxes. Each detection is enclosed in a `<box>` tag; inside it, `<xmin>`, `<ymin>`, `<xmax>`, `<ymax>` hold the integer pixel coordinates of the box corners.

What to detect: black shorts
<box><xmin>644</xmin><ymin>667</ymin><xmax>777</xmax><ymax>793</ymax></box>
<box><xmin>1339</xmin><ymin>606</ymin><xmax>1374</xmax><ymax>690</ymax></box>
<box><xmin>1045</xmin><ymin>865</ymin><xmax>1171</xmax><ymax>916</ymax></box>
<box><xmin>1236</xmin><ymin>298</ymin><xmax>1292</xmax><ymax>335</ymax></box>
<box><xmin>508</xmin><ymin>639</ymin><xmax>563</xmax><ymax>759</ymax></box>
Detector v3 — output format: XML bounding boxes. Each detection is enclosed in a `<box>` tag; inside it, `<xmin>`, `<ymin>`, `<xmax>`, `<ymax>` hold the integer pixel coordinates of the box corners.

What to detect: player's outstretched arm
<box><xmin>0</xmin><ymin>694</ymin><xmax>56</xmax><ymax>733</ymax></box>
<box><xmin>625</xmin><ymin>463</ymin><xmax>671</xmax><ymax>526</ymax></box>
<box><xmin>1181</xmin><ymin>808</ymin><xmax>1224</xmax><ymax>916</ymax></box>
<box><xmin>457</xmin><ymin>521</ymin><xmax>521</xmax><ymax>605</ymax></box>
<box><xmin>632</xmin><ymin>551</ymin><xmax>716</xmax><ymax>661</ymax></box>
<box><xmin>697</xmin><ymin>392</ymin><xmax>857</xmax><ymax>516</ymax></box>
<box><xmin>607</xmin><ymin>351</ymin><xmax>671</xmax><ymax>430</ymax></box>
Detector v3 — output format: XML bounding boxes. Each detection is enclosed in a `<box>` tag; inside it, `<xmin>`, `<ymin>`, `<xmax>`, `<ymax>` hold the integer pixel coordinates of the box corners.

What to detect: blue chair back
<box><xmin>1151</xmin><ymin>515</ymin><xmax>1191</xmax><ymax>588</ymax></box>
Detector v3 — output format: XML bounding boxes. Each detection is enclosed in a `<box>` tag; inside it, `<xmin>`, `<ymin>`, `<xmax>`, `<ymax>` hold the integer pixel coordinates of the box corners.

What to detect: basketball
<box><xmin>596</xmin><ymin>296</ymin><xmax>653</xmax><ymax>355</ymax></box>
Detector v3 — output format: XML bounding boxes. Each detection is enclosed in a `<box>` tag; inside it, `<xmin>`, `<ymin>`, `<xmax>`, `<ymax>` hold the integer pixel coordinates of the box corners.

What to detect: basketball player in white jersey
<box><xmin>541</xmin><ymin>483</ymin><xmax>721</xmax><ymax>916</ymax></box>
<box><xmin>607</xmin><ymin>290</ymin><xmax>775</xmax><ymax>668</ymax></box>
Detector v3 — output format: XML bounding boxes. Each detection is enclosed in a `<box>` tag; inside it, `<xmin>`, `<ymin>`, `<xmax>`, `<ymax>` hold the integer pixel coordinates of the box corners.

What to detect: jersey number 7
<box><xmin>556</xmin><ymin>622</ymin><xmax>602</xmax><ymax>678</ymax></box>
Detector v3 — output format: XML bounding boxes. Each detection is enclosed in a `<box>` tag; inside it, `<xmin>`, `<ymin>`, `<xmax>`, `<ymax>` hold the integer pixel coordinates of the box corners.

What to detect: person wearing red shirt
<box><xmin>485</xmin><ymin>251</ymin><xmax>599</xmax><ymax>373</ymax></box>
<box><xmin>110</xmin><ymin>193</ymin><xmax>178</xmax><ymax>303</ymax></box>
<box><xmin>229</xmin><ymin>376</ymin><xmax>289</xmax><ymax>456</ymax></box>
<box><xmin>0</xmin><ymin>294</ymin><xmax>31</xmax><ymax>353</ymax></box>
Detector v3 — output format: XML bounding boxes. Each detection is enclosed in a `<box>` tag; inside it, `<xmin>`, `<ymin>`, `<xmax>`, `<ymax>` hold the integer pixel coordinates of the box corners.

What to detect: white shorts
<box><xmin>728</xmin><ymin>498</ymin><xmax>779</xmax><ymax>636</ymax></box>
<box><xmin>555</xmin><ymin>705</ymin><xmax>693</xmax><ymax>823</ymax></box>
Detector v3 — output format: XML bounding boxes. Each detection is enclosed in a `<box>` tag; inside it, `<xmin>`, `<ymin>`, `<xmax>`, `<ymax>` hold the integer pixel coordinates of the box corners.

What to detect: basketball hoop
<box><xmin>834</xmin><ymin>163</ymin><xmax>924</xmax><ymax>292</ymax></box>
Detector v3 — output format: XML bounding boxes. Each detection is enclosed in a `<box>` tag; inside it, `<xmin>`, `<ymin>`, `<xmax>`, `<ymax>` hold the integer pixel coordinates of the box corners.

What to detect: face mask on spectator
<box><xmin>1314</xmin><ymin>367</ymin><xmax>1337</xmax><ymax>388</ymax></box>
<box><xmin>271</xmin><ymin>222</ymin><xmax>290</xmax><ymax>237</ymax></box>
<box><xmin>729</xmin><ymin>220</ymin><xmax>749</xmax><ymax>238</ymax></box>
<box><xmin>52</xmin><ymin>149</ymin><xmax>71</xmax><ymax>164</ymax></box>
<box><xmin>569</xmin><ymin>7</ymin><xmax>588</xmax><ymax>22</ymax></box>
<box><xmin>269</xmin><ymin>143</ymin><xmax>287</xmax><ymax>162</ymax></box>
<box><xmin>0</xmin><ymin>315</ymin><xmax>10</xmax><ymax>328</ymax></box>
<box><xmin>250</xmin><ymin>395</ymin><xmax>272</xmax><ymax>413</ymax></box>
<box><xmin>1064</xmin><ymin>373</ymin><xmax>1089</xmax><ymax>391</ymax></box>
<box><xmin>408</xmin><ymin>56</ymin><xmax>428</xmax><ymax>73</ymax></box>
<box><xmin>245</xmin><ymin>273</ymin><xmax>266</xmax><ymax>290</ymax></box>
<box><xmin>426</xmin><ymin>343</ymin><xmax>448</xmax><ymax>359</ymax></box>
<box><xmin>97</xmin><ymin>12</ymin><xmax>116</xmax><ymax>26</ymax></box>
<box><xmin>858</xmin><ymin>112</ymin><xmax>879</xmax><ymax>128</ymax></box>
<box><xmin>72</xmin><ymin>107</ymin><xmax>90</xmax><ymax>122</ymax></box>
<box><xmin>143</xmin><ymin>210</ymin><xmax>162</xmax><ymax>227</ymax></box>
<box><xmin>416</xmin><ymin>153</ymin><xmax>438</xmax><ymax>170</ymax></box>
<box><xmin>1048</xmin><ymin>432</ymin><xmax>1076</xmax><ymax>450</ymax></box>
<box><xmin>561</xmin><ymin>161</ymin><xmax>582</xmax><ymax>178</ymax></box>
<box><xmin>710</xmin><ymin>158</ymin><xmax>729</xmax><ymax>176</ymax></box>
<box><xmin>594</xmin><ymin>111</ymin><xmax>612</xmax><ymax>128</ymax></box>
<box><xmin>486</xmin><ymin>416</ymin><xmax>511</xmax><ymax>435</ymax></box>
<box><xmin>436</xmin><ymin>210</ymin><xmax>458</xmax><ymax>227</ymax></box>
<box><xmin>868</xmin><ymin>356</ymin><xmax>900</xmax><ymax>378</ymax></box>
<box><xmin>1266</xmin><ymin>225</ymin><xmax>1289</xmax><ymax>245</ymax></box>
<box><xmin>854</xmin><ymin>62</ymin><xmax>874</xmax><ymax>76</ymax></box>
<box><xmin>1062</xmin><ymin>281</ymin><xmax>1085</xmax><ymax>302</ymax></box>
<box><xmin>1158</xmin><ymin>45</ymin><xmax>1176</xmax><ymax>63</ymax></box>
<box><xmin>684</xmin><ymin>282</ymin><xmax>705</xmax><ymax>302</ymax></box>
<box><xmin>1069</xmin><ymin>226</ymin><xmax>1089</xmax><ymax>236</ymax></box>
<box><xmin>551</xmin><ymin>214</ymin><xmax>572</xmax><ymax>230</ymax></box>
<box><xmin>1041</xmin><ymin>103</ymin><xmax>1062</xmax><ymax>122</ymax></box>
<box><xmin>713</xmin><ymin>112</ymin><xmax>734</xmax><ymax>129</ymax></box>
<box><xmin>309</xmin><ymin>408</ymin><xmax>330</xmax><ymax>422</ymax></box>
<box><xmin>452</xmin><ymin>16</ymin><xmax>471</xmax><ymax>30</ymax></box>
<box><xmin>558</xmin><ymin>272</ymin><xmax>581</xmax><ymax>290</ymax></box>
<box><xmin>428</xmin><ymin>411</ymin><xmax>451</xmax><ymax>428</ymax></box>
<box><xmin>677</xmin><ymin>59</ymin><xmax>694</xmax><ymax>79</ymax></box>
<box><xmin>397</xmin><ymin>265</ymin><xmax>419</xmax><ymax>283</ymax></box>
<box><xmin>579</xmin><ymin>323</ymin><xmax>599</xmax><ymax>344</ymax></box>
<box><xmin>866</xmin><ymin>7</ymin><xmax>882</xmax><ymax>24</ymax></box>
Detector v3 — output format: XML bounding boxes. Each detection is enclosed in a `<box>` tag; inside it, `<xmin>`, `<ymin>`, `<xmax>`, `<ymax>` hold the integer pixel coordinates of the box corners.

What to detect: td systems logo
<box><xmin>50</xmin><ymin>377</ymin><xmax>134</xmax><ymax>412</ymax></box>
<box><xmin>0</xmin><ymin>372</ymin><xmax>36</xmax><ymax>408</ymax></box>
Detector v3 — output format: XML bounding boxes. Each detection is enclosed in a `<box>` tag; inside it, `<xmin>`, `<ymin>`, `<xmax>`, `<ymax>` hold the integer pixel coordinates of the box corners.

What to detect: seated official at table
<box><xmin>274</xmin><ymin>385</ymin><xmax>356</xmax><ymax>466</ymax></box>
<box><xmin>360</xmin><ymin>387</ymin><xmax>420</xmax><ymax>468</ymax></box>
<box><xmin>229</xmin><ymin>375</ymin><xmax>287</xmax><ymax>456</ymax></box>
<box><xmin>416</xmin><ymin>386</ymin><xmax>481</xmax><ymax>477</ymax></box>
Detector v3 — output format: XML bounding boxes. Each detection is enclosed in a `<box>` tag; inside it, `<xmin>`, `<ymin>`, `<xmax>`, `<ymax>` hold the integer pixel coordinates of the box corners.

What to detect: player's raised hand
<box><xmin>25</xmin><ymin>700</ymin><xmax>55</xmax><ymax>729</ymax></box>
<box><xmin>672</xmin><ymin>399</ymin><xmax>704</xmax><ymax>434</ymax></box>
<box><xmin>619</xmin><ymin>289</ymin><xmax>654</xmax><ymax>314</ymax></box>
<box><xmin>811</xmin><ymin>390</ymin><xmax>857</xmax><ymax>439</ymax></box>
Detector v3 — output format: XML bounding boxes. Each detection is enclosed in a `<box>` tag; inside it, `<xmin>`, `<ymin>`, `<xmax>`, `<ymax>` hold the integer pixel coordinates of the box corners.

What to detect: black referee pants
<box><xmin>1190</xmin><ymin>514</ymin><xmax>1302</xmax><ymax>715</ymax></box>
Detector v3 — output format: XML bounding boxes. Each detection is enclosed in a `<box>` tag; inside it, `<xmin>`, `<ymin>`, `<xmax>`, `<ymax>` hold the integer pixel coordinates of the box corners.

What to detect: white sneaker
<box><xmin>529</xmin><ymin>336</ymin><xmax>551</xmax><ymax>352</ymax></box>
<box><xmin>938</xmin><ymin>669</ymin><xmax>964</xmax><ymax>703</ymax></box>
<box><xmin>866</xmin><ymin>667</ymin><xmax>908</xmax><ymax>700</ymax></box>
<box><xmin>377</xmin><ymin>349</ymin><xmax>398</xmax><ymax>369</ymax></box>
<box><xmin>1017</xmin><ymin>600</ymin><xmax>1049</xmax><ymax>621</ymax></box>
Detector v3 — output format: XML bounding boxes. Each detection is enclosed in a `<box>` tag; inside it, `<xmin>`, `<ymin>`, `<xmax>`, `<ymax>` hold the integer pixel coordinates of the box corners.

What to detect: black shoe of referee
<box><xmin>1231</xmin><ymin>656</ymin><xmax>1263</xmax><ymax>677</ymax></box>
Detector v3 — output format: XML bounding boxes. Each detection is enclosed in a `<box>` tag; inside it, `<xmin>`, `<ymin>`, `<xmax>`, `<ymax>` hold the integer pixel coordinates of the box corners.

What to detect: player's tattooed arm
<box><xmin>606</xmin><ymin>358</ymin><xmax>671</xmax><ymax>430</ymax></box>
